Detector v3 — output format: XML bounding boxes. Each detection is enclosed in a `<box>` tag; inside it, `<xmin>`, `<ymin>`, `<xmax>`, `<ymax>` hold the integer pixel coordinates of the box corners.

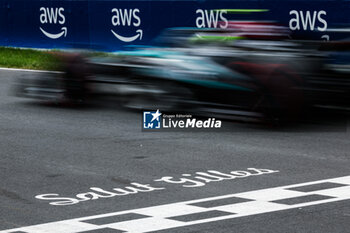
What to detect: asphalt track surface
<box><xmin>0</xmin><ymin>69</ymin><xmax>349</xmax><ymax>232</ymax></box>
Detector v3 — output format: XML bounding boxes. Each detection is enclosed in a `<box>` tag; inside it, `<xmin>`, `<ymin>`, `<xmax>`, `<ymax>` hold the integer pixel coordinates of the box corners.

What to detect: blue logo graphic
<box><xmin>143</xmin><ymin>110</ymin><xmax>162</xmax><ymax>129</ymax></box>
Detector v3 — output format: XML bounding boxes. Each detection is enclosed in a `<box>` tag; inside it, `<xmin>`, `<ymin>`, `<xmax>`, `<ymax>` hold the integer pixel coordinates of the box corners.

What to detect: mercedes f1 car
<box><xmin>14</xmin><ymin>26</ymin><xmax>350</xmax><ymax>123</ymax></box>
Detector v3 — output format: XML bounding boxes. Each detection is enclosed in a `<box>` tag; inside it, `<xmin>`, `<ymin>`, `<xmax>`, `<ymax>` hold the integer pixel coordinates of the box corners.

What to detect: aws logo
<box><xmin>111</xmin><ymin>8</ymin><xmax>142</xmax><ymax>42</ymax></box>
<box><xmin>289</xmin><ymin>10</ymin><xmax>329</xmax><ymax>40</ymax></box>
<box><xmin>196</xmin><ymin>9</ymin><xmax>228</xmax><ymax>29</ymax></box>
<box><xmin>39</xmin><ymin>7</ymin><xmax>67</xmax><ymax>39</ymax></box>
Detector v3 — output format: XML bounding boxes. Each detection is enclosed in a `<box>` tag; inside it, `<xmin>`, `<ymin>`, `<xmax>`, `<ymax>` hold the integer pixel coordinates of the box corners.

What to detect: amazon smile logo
<box><xmin>111</xmin><ymin>8</ymin><xmax>143</xmax><ymax>42</ymax></box>
<box><xmin>39</xmin><ymin>7</ymin><xmax>67</xmax><ymax>39</ymax></box>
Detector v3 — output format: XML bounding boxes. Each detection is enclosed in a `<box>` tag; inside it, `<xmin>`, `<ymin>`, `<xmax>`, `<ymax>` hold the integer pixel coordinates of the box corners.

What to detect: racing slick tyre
<box><xmin>257</xmin><ymin>66</ymin><xmax>304</xmax><ymax>124</ymax></box>
<box><xmin>58</xmin><ymin>53</ymin><xmax>90</xmax><ymax>105</ymax></box>
<box><xmin>231</xmin><ymin>62</ymin><xmax>304</xmax><ymax>124</ymax></box>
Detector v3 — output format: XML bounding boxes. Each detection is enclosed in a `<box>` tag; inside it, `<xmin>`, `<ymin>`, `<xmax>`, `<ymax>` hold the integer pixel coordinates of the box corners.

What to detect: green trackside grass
<box><xmin>0</xmin><ymin>47</ymin><xmax>60</xmax><ymax>70</ymax></box>
<box><xmin>0</xmin><ymin>47</ymin><xmax>115</xmax><ymax>71</ymax></box>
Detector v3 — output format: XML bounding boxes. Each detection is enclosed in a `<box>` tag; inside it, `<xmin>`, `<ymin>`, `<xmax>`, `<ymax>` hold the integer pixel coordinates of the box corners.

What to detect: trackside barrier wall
<box><xmin>0</xmin><ymin>0</ymin><xmax>350</xmax><ymax>51</ymax></box>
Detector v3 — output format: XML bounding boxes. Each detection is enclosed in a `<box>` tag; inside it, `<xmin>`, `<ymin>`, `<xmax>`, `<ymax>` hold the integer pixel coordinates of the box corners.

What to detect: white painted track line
<box><xmin>1</xmin><ymin>175</ymin><xmax>349</xmax><ymax>233</ymax></box>
<box><xmin>0</xmin><ymin>67</ymin><xmax>61</xmax><ymax>74</ymax></box>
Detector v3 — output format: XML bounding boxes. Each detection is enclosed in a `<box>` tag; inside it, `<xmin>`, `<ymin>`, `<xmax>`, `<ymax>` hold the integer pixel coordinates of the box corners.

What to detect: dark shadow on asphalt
<box><xmin>16</xmin><ymin>95</ymin><xmax>348</xmax><ymax>133</ymax></box>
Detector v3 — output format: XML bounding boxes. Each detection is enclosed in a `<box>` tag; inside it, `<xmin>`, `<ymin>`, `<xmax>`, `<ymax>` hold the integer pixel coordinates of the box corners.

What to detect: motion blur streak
<box><xmin>14</xmin><ymin>23</ymin><xmax>350</xmax><ymax>127</ymax></box>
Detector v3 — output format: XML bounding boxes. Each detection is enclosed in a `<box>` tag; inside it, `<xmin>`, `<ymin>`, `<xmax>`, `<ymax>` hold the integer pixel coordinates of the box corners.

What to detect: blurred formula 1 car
<box><xmin>14</xmin><ymin>24</ymin><xmax>350</xmax><ymax>122</ymax></box>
